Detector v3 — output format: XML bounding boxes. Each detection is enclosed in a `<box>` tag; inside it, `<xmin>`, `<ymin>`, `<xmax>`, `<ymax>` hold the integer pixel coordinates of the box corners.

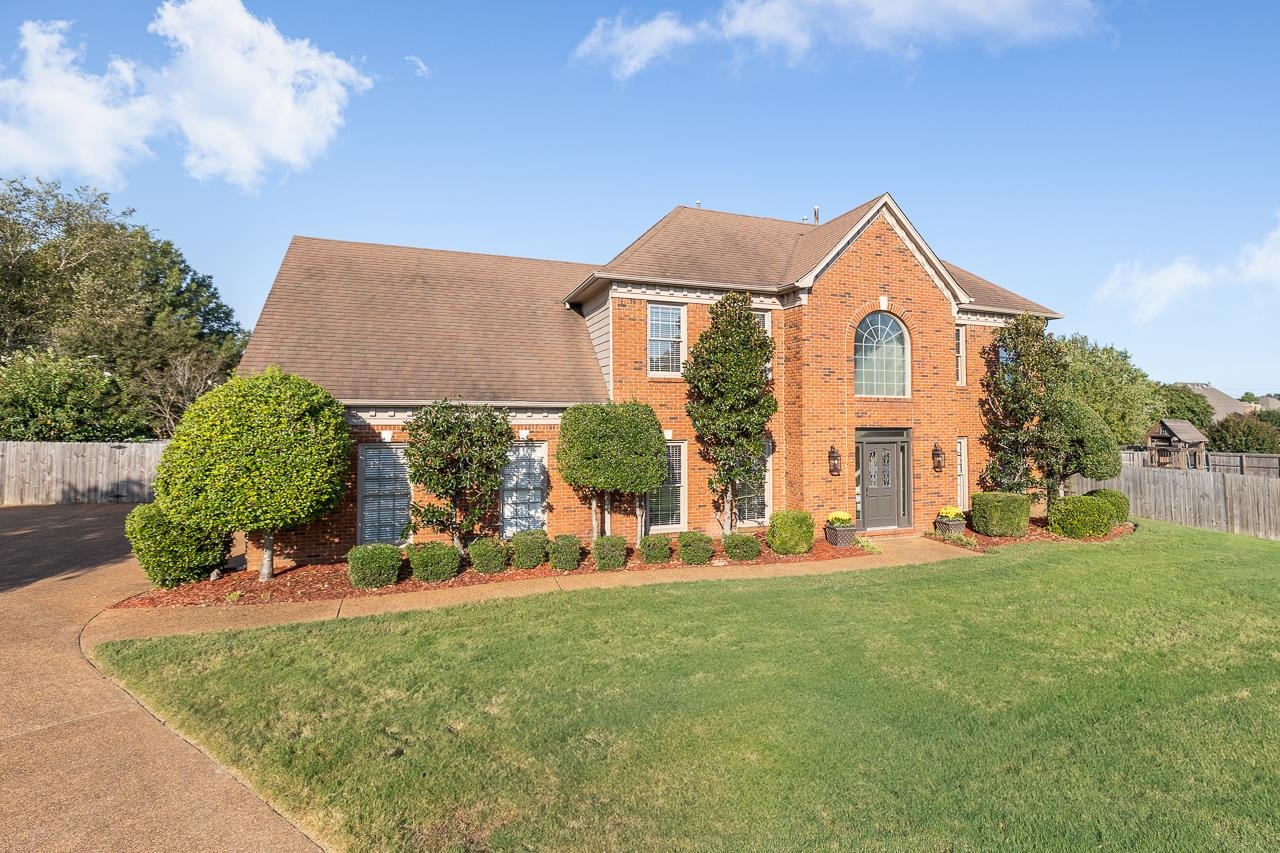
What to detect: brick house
<box><xmin>239</xmin><ymin>193</ymin><xmax>1058</xmax><ymax>564</ymax></box>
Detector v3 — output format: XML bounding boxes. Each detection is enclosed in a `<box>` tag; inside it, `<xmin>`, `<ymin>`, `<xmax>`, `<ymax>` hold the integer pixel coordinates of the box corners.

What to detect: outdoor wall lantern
<box><xmin>932</xmin><ymin>442</ymin><xmax>946</xmax><ymax>472</ymax></box>
<box><xmin>828</xmin><ymin>446</ymin><xmax>842</xmax><ymax>476</ymax></box>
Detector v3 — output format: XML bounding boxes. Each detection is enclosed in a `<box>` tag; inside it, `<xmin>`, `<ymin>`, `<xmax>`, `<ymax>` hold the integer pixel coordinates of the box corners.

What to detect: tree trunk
<box><xmin>590</xmin><ymin>493</ymin><xmax>599</xmax><ymax>539</ymax></box>
<box><xmin>723</xmin><ymin>484</ymin><xmax>735</xmax><ymax>535</ymax></box>
<box><xmin>604</xmin><ymin>493</ymin><xmax>612</xmax><ymax>536</ymax></box>
<box><xmin>258</xmin><ymin>530</ymin><xmax>274</xmax><ymax>582</ymax></box>
<box><xmin>636</xmin><ymin>494</ymin><xmax>646</xmax><ymax>547</ymax></box>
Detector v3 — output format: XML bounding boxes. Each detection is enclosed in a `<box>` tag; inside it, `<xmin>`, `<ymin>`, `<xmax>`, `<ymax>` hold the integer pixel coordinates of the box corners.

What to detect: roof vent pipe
<box><xmin>813</xmin><ymin>205</ymin><xmax>820</xmax><ymax>224</ymax></box>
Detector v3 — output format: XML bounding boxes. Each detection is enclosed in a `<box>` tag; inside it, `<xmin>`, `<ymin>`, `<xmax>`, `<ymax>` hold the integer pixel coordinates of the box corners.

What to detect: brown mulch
<box><xmin>945</xmin><ymin>518</ymin><xmax>1136</xmax><ymax>553</ymax></box>
<box><xmin>115</xmin><ymin>531</ymin><xmax>869</xmax><ymax>609</ymax></box>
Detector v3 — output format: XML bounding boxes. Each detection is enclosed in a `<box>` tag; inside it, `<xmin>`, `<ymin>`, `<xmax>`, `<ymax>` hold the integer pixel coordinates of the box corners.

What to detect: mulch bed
<box><xmin>940</xmin><ymin>518</ymin><xmax>1136</xmax><ymax>554</ymax></box>
<box><xmin>115</xmin><ymin>531</ymin><xmax>868</xmax><ymax>609</ymax></box>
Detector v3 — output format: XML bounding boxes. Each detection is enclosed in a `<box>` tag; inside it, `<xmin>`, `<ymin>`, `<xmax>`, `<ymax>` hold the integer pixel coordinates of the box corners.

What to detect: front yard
<box><xmin>96</xmin><ymin>522</ymin><xmax>1280</xmax><ymax>851</ymax></box>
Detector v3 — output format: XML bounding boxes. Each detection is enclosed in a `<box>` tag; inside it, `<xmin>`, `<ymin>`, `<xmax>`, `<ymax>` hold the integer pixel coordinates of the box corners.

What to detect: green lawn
<box><xmin>97</xmin><ymin>522</ymin><xmax>1280</xmax><ymax>852</ymax></box>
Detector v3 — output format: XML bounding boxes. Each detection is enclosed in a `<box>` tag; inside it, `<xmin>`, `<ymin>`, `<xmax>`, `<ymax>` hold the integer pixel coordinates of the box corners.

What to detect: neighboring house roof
<box><xmin>1177</xmin><ymin>382</ymin><xmax>1257</xmax><ymax>422</ymax></box>
<box><xmin>1258</xmin><ymin>395</ymin><xmax>1280</xmax><ymax>411</ymax></box>
<box><xmin>570</xmin><ymin>194</ymin><xmax>1058</xmax><ymax>317</ymax></box>
<box><xmin>238</xmin><ymin>236</ymin><xmax>607</xmax><ymax>405</ymax></box>
<box><xmin>1148</xmin><ymin>418</ymin><xmax>1208</xmax><ymax>445</ymax></box>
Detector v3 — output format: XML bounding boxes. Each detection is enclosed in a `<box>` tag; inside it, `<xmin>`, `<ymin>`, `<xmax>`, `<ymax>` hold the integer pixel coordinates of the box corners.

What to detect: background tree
<box><xmin>0</xmin><ymin>349</ymin><xmax>148</xmax><ymax>440</ymax></box>
<box><xmin>1240</xmin><ymin>392</ymin><xmax>1259</xmax><ymax>403</ymax></box>
<box><xmin>557</xmin><ymin>402</ymin><xmax>666</xmax><ymax>543</ymax></box>
<box><xmin>1256</xmin><ymin>409</ymin><xmax>1280</xmax><ymax>431</ymax></box>
<box><xmin>155</xmin><ymin>368</ymin><xmax>351</xmax><ymax>581</ymax></box>
<box><xmin>1155</xmin><ymin>383</ymin><xmax>1215</xmax><ymax>434</ymax></box>
<box><xmin>1207</xmin><ymin>414</ymin><xmax>1280</xmax><ymax>454</ymax></box>
<box><xmin>1060</xmin><ymin>334</ymin><xmax>1161</xmax><ymax>445</ymax></box>
<box><xmin>404</xmin><ymin>401</ymin><xmax>513</xmax><ymax>551</ymax></box>
<box><xmin>1032</xmin><ymin>397</ymin><xmax>1122</xmax><ymax>501</ymax></box>
<box><xmin>683</xmin><ymin>292</ymin><xmax>776</xmax><ymax>532</ymax></box>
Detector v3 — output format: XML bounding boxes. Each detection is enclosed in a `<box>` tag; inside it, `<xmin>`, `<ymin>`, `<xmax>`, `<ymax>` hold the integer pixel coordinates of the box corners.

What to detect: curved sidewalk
<box><xmin>81</xmin><ymin>534</ymin><xmax>976</xmax><ymax>648</ymax></box>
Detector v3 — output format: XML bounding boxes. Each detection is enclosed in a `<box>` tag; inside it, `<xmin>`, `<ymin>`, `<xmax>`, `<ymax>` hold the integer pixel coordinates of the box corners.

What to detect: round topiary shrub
<box><xmin>346</xmin><ymin>544</ymin><xmax>403</xmax><ymax>588</ymax></box>
<box><xmin>677</xmin><ymin>531</ymin><xmax>714</xmax><ymax>565</ymax></box>
<box><xmin>549</xmin><ymin>534</ymin><xmax>584</xmax><ymax>571</ymax></box>
<box><xmin>468</xmin><ymin>537</ymin><xmax>510</xmax><ymax>574</ymax></box>
<box><xmin>969</xmin><ymin>492</ymin><xmax>1031</xmax><ymax>537</ymax></box>
<box><xmin>1085</xmin><ymin>488</ymin><xmax>1130</xmax><ymax>525</ymax></box>
<box><xmin>593</xmin><ymin>535</ymin><xmax>628</xmax><ymax>570</ymax></box>
<box><xmin>125</xmin><ymin>503</ymin><xmax>229</xmax><ymax>588</ymax></box>
<box><xmin>723</xmin><ymin>532</ymin><xmax>762</xmax><ymax>561</ymax></box>
<box><xmin>510</xmin><ymin>529</ymin><xmax>549</xmax><ymax>569</ymax></box>
<box><xmin>1048</xmin><ymin>495</ymin><xmax>1116</xmax><ymax>539</ymax></box>
<box><xmin>766</xmin><ymin>510</ymin><xmax>814</xmax><ymax>555</ymax></box>
<box><xmin>405</xmin><ymin>542</ymin><xmax>461</xmax><ymax>582</ymax></box>
<box><xmin>640</xmin><ymin>534</ymin><xmax>671</xmax><ymax>564</ymax></box>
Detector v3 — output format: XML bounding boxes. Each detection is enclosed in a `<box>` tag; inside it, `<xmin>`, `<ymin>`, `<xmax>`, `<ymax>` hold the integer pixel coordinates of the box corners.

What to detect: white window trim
<box><xmin>647</xmin><ymin>302</ymin><xmax>687</xmax><ymax>378</ymax></box>
<box><xmin>648</xmin><ymin>440</ymin><xmax>688</xmax><ymax>534</ymax></box>
<box><xmin>734</xmin><ymin>439</ymin><xmax>773</xmax><ymax>528</ymax></box>
<box><xmin>356</xmin><ymin>443</ymin><xmax>411</xmax><ymax>546</ymax></box>
<box><xmin>956</xmin><ymin>437</ymin><xmax>970</xmax><ymax>509</ymax></box>
<box><xmin>499</xmin><ymin>440</ymin><xmax>548</xmax><ymax>538</ymax></box>
<box><xmin>956</xmin><ymin>325</ymin><xmax>967</xmax><ymax>387</ymax></box>
<box><xmin>853</xmin><ymin>311</ymin><xmax>912</xmax><ymax>400</ymax></box>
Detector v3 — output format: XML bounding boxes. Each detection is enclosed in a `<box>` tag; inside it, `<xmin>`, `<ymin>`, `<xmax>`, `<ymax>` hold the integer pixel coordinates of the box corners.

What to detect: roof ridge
<box><xmin>674</xmin><ymin>205</ymin><xmax>813</xmax><ymax>227</ymax></box>
<box><xmin>599</xmin><ymin>206</ymin><xmax>689</xmax><ymax>270</ymax></box>
<box><xmin>290</xmin><ymin>235</ymin><xmax>598</xmax><ymax>269</ymax></box>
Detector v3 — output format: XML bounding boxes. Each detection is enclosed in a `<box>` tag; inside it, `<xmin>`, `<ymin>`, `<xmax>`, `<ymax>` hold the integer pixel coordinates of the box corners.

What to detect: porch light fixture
<box><xmin>932</xmin><ymin>442</ymin><xmax>945</xmax><ymax>472</ymax></box>
<box><xmin>828</xmin><ymin>446</ymin><xmax>842</xmax><ymax>476</ymax></box>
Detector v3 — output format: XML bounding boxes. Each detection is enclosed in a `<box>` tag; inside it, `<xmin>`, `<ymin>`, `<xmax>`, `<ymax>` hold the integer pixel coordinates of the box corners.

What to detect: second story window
<box><xmin>648</xmin><ymin>303</ymin><xmax>684</xmax><ymax>375</ymax></box>
<box><xmin>955</xmin><ymin>325</ymin><xmax>967</xmax><ymax>386</ymax></box>
<box><xmin>854</xmin><ymin>311</ymin><xmax>908</xmax><ymax>397</ymax></box>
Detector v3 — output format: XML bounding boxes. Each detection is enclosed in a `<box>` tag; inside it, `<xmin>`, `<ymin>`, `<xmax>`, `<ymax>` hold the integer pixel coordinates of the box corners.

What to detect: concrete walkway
<box><xmin>82</xmin><ymin>533</ymin><xmax>976</xmax><ymax>646</ymax></box>
<box><xmin>0</xmin><ymin>504</ymin><xmax>317</xmax><ymax>853</ymax></box>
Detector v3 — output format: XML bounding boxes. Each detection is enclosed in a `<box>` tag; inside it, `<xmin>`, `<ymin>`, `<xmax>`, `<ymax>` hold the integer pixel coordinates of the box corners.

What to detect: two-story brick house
<box><xmin>239</xmin><ymin>193</ymin><xmax>1058</xmax><ymax>564</ymax></box>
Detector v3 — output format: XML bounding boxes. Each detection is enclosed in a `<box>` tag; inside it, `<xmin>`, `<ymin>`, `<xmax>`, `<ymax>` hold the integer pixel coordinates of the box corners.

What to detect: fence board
<box><xmin>1073</xmin><ymin>465</ymin><xmax>1280</xmax><ymax>541</ymax></box>
<box><xmin>0</xmin><ymin>441</ymin><xmax>168</xmax><ymax>506</ymax></box>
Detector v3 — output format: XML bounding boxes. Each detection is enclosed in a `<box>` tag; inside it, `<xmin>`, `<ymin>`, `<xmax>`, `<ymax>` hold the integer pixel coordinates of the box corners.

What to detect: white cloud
<box><xmin>574</xmin><ymin>12</ymin><xmax>708</xmax><ymax>79</ymax></box>
<box><xmin>575</xmin><ymin>0</ymin><xmax>1098</xmax><ymax>76</ymax></box>
<box><xmin>1097</xmin><ymin>216</ymin><xmax>1280</xmax><ymax>323</ymax></box>
<box><xmin>404</xmin><ymin>54</ymin><xmax>430</xmax><ymax>78</ymax></box>
<box><xmin>0</xmin><ymin>0</ymin><xmax>370</xmax><ymax>189</ymax></box>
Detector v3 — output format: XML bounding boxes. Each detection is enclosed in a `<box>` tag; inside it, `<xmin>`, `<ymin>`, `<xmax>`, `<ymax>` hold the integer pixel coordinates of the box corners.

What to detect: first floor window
<box><xmin>734</xmin><ymin>444</ymin><xmax>771</xmax><ymax>525</ymax></box>
<box><xmin>648</xmin><ymin>303</ymin><xmax>684</xmax><ymax>374</ymax></box>
<box><xmin>956</xmin><ymin>437</ymin><xmax>969</xmax><ymax>509</ymax></box>
<box><xmin>358</xmin><ymin>444</ymin><xmax>411</xmax><ymax>545</ymax></box>
<box><xmin>500</xmin><ymin>442</ymin><xmax>547</xmax><ymax>537</ymax></box>
<box><xmin>648</xmin><ymin>442</ymin><xmax>685</xmax><ymax>530</ymax></box>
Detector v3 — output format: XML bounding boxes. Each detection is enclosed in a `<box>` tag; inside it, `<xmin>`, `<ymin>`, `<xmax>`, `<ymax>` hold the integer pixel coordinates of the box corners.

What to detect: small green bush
<box><xmin>723</xmin><ymin>532</ymin><xmax>762</xmax><ymax>561</ymax></box>
<box><xmin>405</xmin><ymin>542</ymin><xmax>461</xmax><ymax>582</ymax></box>
<box><xmin>125</xmin><ymin>503</ymin><xmax>229</xmax><ymax>589</ymax></box>
<box><xmin>677</xmin><ymin>531</ymin><xmax>714</xmax><ymax>565</ymax></box>
<box><xmin>970</xmin><ymin>492</ymin><xmax>1031</xmax><ymax>537</ymax></box>
<box><xmin>1085</xmin><ymin>488</ymin><xmax>1130</xmax><ymax>524</ymax></box>
<box><xmin>640</xmin><ymin>534</ymin><xmax>671</xmax><ymax>564</ymax></box>
<box><xmin>468</xmin><ymin>537</ymin><xmax>510</xmax><ymax>574</ymax></box>
<box><xmin>766</xmin><ymin>510</ymin><xmax>814</xmax><ymax>555</ymax></box>
<box><xmin>346</xmin><ymin>544</ymin><xmax>403</xmax><ymax>588</ymax></box>
<box><xmin>510</xmin><ymin>529</ymin><xmax>548</xmax><ymax>569</ymax></box>
<box><xmin>1048</xmin><ymin>495</ymin><xmax>1116</xmax><ymax>539</ymax></box>
<box><xmin>550</xmin><ymin>534</ymin><xmax>583</xmax><ymax>570</ymax></box>
<box><xmin>593</xmin><ymin>535</ymin><xmax>628</xmax><ymax>570</ymax></box>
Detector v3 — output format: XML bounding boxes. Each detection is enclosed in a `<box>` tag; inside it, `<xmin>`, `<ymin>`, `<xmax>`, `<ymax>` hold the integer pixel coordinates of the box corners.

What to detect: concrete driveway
<box><xmin>0</xmin><ymin>504</ymin><xmax>316</xmax><ymax>852</ymax></box>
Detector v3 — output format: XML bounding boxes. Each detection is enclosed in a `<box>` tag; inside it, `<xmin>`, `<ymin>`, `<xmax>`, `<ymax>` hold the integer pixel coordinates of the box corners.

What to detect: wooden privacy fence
<box><xmin>1207</xmin><ymin>452</ymin><xmax>1280</xmax><ymax>479</ymax></box>
<box><xmin>0</xmin><ymin>441</ymin><xmax>169</xmax><ymax>506</ymax></box>
<box><xmin>1072</xmin><ymin>465</ymin><xmax>1280</xmax><ymax>541</ymax></box>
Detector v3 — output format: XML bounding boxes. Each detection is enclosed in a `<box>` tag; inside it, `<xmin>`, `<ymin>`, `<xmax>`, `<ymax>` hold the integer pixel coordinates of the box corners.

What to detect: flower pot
<box><xmin>934</xmin><ymin>517</ymin><xmax>965</xmax><ymax>537</ymax></box>
<box><xmin>824</xmin><ymin>524</ymin><xmax>857</xmax><ymax>548</ymax></box>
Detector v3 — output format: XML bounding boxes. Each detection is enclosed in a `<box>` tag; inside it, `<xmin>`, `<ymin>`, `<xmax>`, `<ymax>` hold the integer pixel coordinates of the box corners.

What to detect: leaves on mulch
<box><xmin>959</xmin><ymin>518</ymin><xmax>1136</xmax><ymax>553</ymax></box>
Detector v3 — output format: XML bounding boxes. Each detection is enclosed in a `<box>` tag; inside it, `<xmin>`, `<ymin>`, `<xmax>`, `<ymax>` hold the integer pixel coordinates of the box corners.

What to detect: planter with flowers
<box><xmin>824</xmin><ymin>511</ymin><xmax>857</xmax><ymax>547</ymax></box>
<box><xmin>934</xmin><ymin>506</ymin><xmax>966</xmax><ymax>537</ymax></box>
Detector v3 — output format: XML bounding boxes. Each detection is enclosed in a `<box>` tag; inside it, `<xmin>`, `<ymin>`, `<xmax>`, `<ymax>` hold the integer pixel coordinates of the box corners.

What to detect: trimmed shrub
<box><xmin>1048</xmin><ymin>495</ymin><xmax>1116</xmax><ymax>539</ymax></box>
<box><xmin>510</xmin><ymin>529</ymin><xmax>548</xmax><ymax>569</ymax></box>
<box><xmin>677</xmin><ymin>531</ymin><xmax>714</xmax><ymax>565</ymax></box>
<box><xmin>550</xmin><ymin>534</ymin><xmax>583</xmax><ymax>571</ymax></box>
<box><xmin>723</xmin><ymin>532</ymin><xmax>762</xmax><ymax>561</ymax></box>
<box><xmin>640</xmin><ymin>534</ymin><xmax>671</xmax><ymax>564</ymax></box>
<box><xmin>970</xmin><ymin>492</ymin><xmax>1031</xmax><ymax>537</ymax></box>
<box><xmin>346</xmin><ymin>544</ymin><xmax>402</xmax><ymax>589</ymax></box>
<box><xmin>766</xmin><ymin>510</ymin><xmax>814</xmax><ymax>555</ymax></box>
<box><xmin>125</xmin><ymin>503</ymin><xmax>229</xmax><ymax>589</ymax></box>
<box><xmin>468</xmin><ymin>537</ymin><xmax>510</xmax><ymax>574</ymax></box>
<box><xmin>405</xmin><ymin>542</ymin><xmax>461</xmax><ymax>582</ymax></box>
<box><xmin>1086</xmin><ymin>488</ymin><xmax>1130</xmax><ymax>524</ymax></box>
<box><xmin>593</xmin><ymin>535</ymin><xmax>628</xmax><ymax>570</ymax></box>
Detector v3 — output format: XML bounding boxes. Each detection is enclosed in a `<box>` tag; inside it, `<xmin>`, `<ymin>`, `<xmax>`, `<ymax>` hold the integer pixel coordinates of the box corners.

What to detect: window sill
<box><xmin>854</xmin><ymin>394</ymin><xmax>912</xmax><ymax>401</ymax></box>
<box><xmin>647</xmin><ymin>373</ymin><xmax>684</xmax><ymax>380</ymax></box>
<box><xmin>648</xmin><ymin>524</ymin><xmax>685</xmax><ymax>535</ymax></box>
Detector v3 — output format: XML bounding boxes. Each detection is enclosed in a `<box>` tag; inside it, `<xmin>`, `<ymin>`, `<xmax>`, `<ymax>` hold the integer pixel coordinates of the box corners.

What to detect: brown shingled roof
<box><xmin>239</xmin><ymin>237</ymin><xmax>607</xmax><ymax>405</ymax></box>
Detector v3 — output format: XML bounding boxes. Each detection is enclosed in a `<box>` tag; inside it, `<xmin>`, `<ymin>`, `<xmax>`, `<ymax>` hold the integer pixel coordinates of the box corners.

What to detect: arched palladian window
<box><xmin>854</xmin><ymin>312</ymin><xmax>908</xmax><ymax>397</ymax></box>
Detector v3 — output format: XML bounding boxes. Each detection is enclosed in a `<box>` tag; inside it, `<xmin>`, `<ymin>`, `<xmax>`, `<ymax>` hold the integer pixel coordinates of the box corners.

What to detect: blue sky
<box><xmin>3</xmin><ymin>0</ymin><xmax>1278</xmax><ymax>393</ymax></box>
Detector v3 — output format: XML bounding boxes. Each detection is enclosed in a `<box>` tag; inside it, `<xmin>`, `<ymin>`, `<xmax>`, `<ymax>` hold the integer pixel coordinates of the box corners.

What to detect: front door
<box><xmin>861</xmin><ymin>442</ymin><xmax>899</xmax><ymax>529</ymax></box>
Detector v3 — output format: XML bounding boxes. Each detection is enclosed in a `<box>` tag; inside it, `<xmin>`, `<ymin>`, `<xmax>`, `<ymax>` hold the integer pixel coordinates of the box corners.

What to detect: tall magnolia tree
<box><xmin>155</xmin><ymin>368</ymin><xmax>351</xmax><ymax>581</ymax></box>
<box><xmin>404</xmin><ymin>401</ymin><xmax>514</xmax><ymax>551</ymax></box>
<box><xmin>684</xmin><ymin>291</ymin><xmax>777</xmax><ymax>532</ymax></box>
<box><xmin>557</xmin><ymin>401</ymin><xmax>667</xmax><ymax>543</ymax></box>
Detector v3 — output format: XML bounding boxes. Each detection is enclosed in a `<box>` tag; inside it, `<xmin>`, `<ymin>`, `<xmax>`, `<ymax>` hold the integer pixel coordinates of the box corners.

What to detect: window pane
<box><xmin>648</xmin><ymin>443</ymin><xmax>683</xmax><ymax>528</ymax></box>
<box><xmin>359</xmin><ymin>445</ymin><xmax>411</xmax><ymax>545</ymax></box>
<box><xmin>855</xmin><ymin>312</ymin><xmax>907</xmax><ymax>397</ymax></box>
<box><xmin>648</xmin><ymin>305</ymin><xmax>683</xmax><ymax>373</ymax></box>
<box><xmin>501</xmin><ymin>443</ymin><xmax>546</xmax><ymax>537</ymax></box>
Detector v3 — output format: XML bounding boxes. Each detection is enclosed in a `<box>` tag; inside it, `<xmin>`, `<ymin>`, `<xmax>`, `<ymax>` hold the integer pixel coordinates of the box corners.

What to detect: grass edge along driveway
<box><xmin>96</xmin><ymin>522</ymin><xmax>1280</xmax><ymax>852</ymax></box>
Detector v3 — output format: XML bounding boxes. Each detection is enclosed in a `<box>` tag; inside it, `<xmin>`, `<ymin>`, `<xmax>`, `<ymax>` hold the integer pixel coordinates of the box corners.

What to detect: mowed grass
<box><xmin>96</xmin><ymin>522</ymin><xmax>1280</xmax><ymax>852</ymax></box>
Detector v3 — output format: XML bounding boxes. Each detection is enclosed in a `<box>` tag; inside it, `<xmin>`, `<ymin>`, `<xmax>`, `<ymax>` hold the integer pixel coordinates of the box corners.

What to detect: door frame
<box><xmin>855</xmin><ymin>428</ymin><xmax>913</xmax><ymax>531</ymax></box>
